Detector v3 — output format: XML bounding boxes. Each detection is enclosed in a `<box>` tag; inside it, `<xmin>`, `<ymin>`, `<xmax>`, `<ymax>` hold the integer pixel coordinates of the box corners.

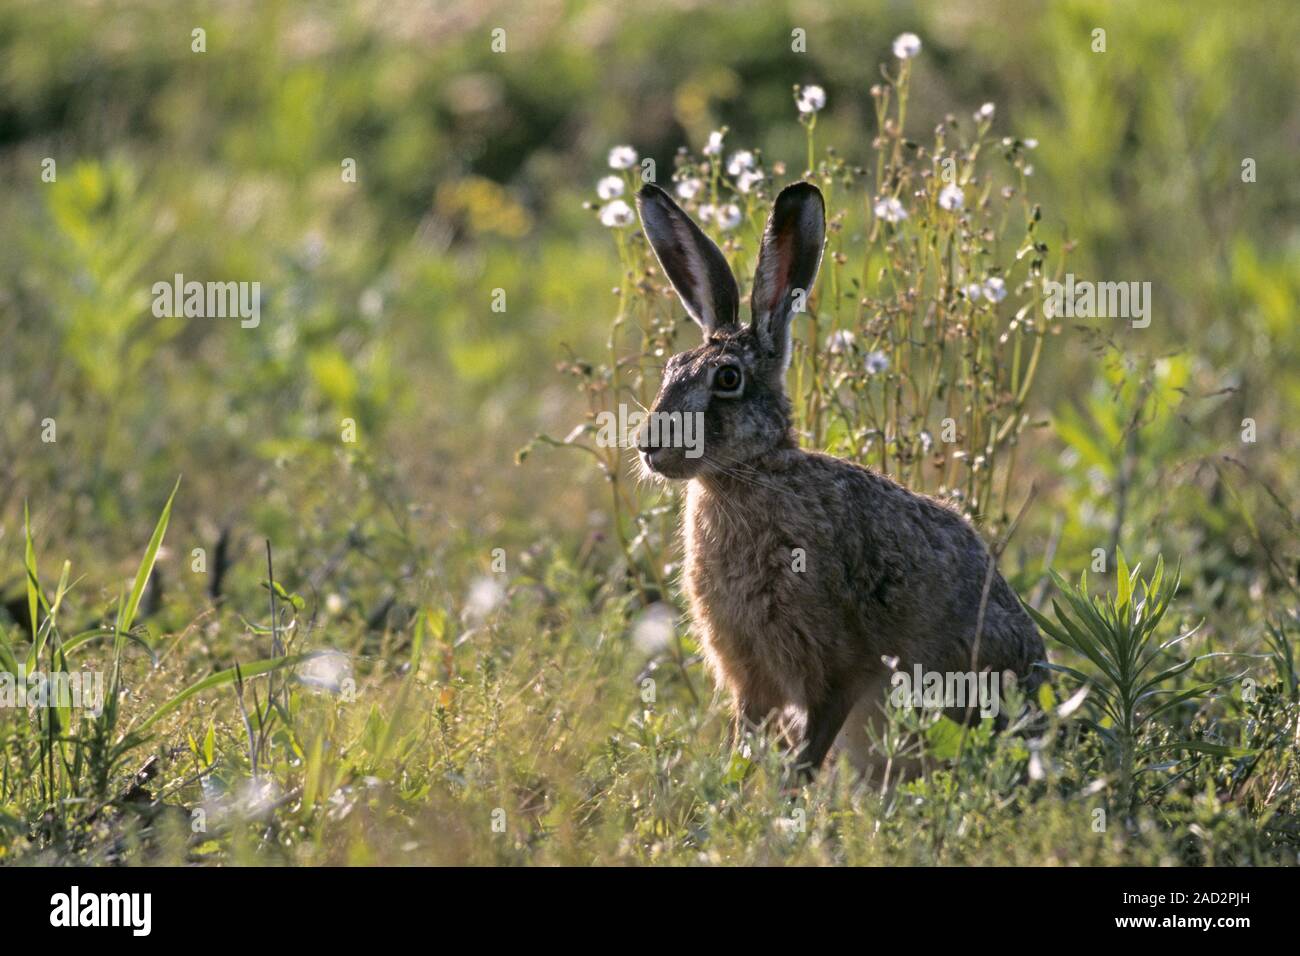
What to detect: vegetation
<box><xmin>0</xmin><ymin>0</ymin><xmax>1297</xmax><ymax>865</ymax></box>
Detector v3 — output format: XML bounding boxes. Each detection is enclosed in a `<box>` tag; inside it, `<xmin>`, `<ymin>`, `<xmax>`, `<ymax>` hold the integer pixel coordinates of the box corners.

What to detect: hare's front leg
<box><xmin>793</xmin><ymin>682</ymin><xmax>860</xmax><ymax>780</ymax></box>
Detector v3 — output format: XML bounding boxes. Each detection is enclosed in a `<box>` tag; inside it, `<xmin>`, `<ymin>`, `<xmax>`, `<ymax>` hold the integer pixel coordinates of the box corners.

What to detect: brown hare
<box><xmin>634</xmin><ymin>180</ymin><xmax>1045</xmax><ymax>779</ymax></box>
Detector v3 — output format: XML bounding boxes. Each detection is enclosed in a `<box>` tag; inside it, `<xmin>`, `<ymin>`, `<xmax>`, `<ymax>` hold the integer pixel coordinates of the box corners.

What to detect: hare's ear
<box><xmin>750</xmin><ymin>182</ymin><xmax>825</xmax><ymax>368</ymax></box>
<box><xmin>637</xmin><ymin>184</ymin><xmax>740</xmax><ymax>332</ymax></box>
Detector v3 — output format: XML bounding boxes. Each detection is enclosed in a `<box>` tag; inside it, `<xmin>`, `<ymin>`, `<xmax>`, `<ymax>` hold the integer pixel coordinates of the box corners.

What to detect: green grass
<box><xmin>1</xmin><ymin>0</ymin><xmax>1298</xmax><ymax>866</ymax></box>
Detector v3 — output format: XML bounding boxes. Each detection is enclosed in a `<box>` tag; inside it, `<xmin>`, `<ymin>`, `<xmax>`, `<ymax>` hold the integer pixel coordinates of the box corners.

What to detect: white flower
<box><xmin>1024</xmin><ymin>137</ymin><xmax>1039</xmax><ymax>149</ymax></box>
<box><xmin>873</xmin><ymin>196</ymin><xmax>908</xmax><ymax>223</ymax></box>
<box><xmin>713</xmin><ymin>203</ymin><xmax>742</xmax><ymax>231</ymax></box>
<box><xmin>736</xmin><ymin>168</ymin><xmax>764</xmax><ymax>193</ymax></box>
<box><xmin>596</xmin><ymin>175</ymin><xmax>624</xmax><ymax>200</ymax></box>
<box><xmin>983</xmin><ymin>276</ymin><xmax>1007</xmax><ymax>302</ymax></box>
<box><xmin>607</xmin><ymin>145</ymin><xmax>638</xmax><ymax>170</ymax></box>
<box><xmin>703</xmin><ymin>130</ymin><xmax>724</xmax><ymax>156</ymax></box>
<box><xmin>675</xmin><ymin>177</ymin><xmax>703</xmax><ymax>200</ymax></box>
<box><xmin>631</xmin><ymin>602</ymin><xmax>675</xmax><ymax>654</ymax></box>
<box><xmin>826</xmin><ymin>330</ymin><xmax>856</xmax><ymax>354</ymax></box>
<box><xmin>796</xmin><ymin>84</ymin><xmax>827</xmax><ymax>114</ymax></box>
<box><xmin>599</xmin><ymin>199</ymin><xmax>635</xmax><ymax>228</ymax></box>
<box><xmin>726</xmin><ymin>150</ymin><xmax>756</xmax><ymax>176</ymax></box>
<box><xmin>938</xmin><ymin>184</ymin><xmax>964</xmax><ymax>211</ymax></box>
<box><xmin>865</xmin><ymin>350</ymin><xmax>890</xmax><ymax>375</ymax></box>
<box><xmin>892</xmin><ymin>32</ymin><xmax>922</xmax><ymax>59</ymax></box>
<box><xmin>975</xmin><ymin>101</ymin><xmax>996</xmax><ymax>121</ymax></box>
<box><xmin>464</xmin><ymin>575</ymin><xmax>506</xmax><ymax>623</ymax></box>
<box><xmin>965</xmin><ymin>282</ymin><xmax>982</xmax><ymax>301</ymax></box>
<box><xmin>919</xmin><ymin>430</ymin><xmax>934</xmax><ymax>453</ymax></box>
<box><xmin>297</xmin><ymin>650</ymin><xmax>353</xmax><ymax>694</ymax></box>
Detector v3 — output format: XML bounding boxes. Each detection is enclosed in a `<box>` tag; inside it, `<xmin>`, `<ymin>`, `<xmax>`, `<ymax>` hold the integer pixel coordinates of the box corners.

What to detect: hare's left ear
<box><xmin>750</xmin><ymin>182</ymin><xmax>825</xmax><ymax>369</ymax></box>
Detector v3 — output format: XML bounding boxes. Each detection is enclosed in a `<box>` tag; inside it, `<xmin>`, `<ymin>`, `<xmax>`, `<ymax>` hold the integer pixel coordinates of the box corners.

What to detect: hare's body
<box><xmin>634</xmin><ymin>181</ymin><xmax>1044</xmax><ymax>776</ymax></box>
<box><xmin>684</xmin><ymin>448</ymin><xmax>1043</xmax><ymax>771</ymax></box>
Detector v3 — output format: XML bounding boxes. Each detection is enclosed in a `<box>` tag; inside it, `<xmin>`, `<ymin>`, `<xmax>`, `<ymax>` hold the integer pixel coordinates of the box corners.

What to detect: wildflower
<box><xmin>713</xmin><ymin>203</ymin><xmax>742</xmax><ymax>231</ymax></box>
<box><xmin>983</xmin><ymin>276</ymin><xmax>1007</xmax><ymax>302</ymax></box>
<box><xmin>599</xmin><ymin>200</ymin><xmax>635</xmax><ymax>228</ymax></box>
<box><xmin>938</xmin><ymin>183</ymin><xmax>964</xmax><ymax>211</ymax></box>
<box><xmin>596</xmin><ymin>175</ymin><xmax>624</xmax><ymax>200</ymax></box>
<box><xmin>975</xmin><ymin>101</ymin><xmax>995</xmax><ymax>122</ymax></box>
<box><xmin>865</xmin><ymin>350</ymin><xmax>890</xmax><ymax>375</ymax></box>
<box><xmin>826</xmin><ymin>329</ymin><xmax>856</xmax><ymax>354</ymax></box>
<box><xmin>703</xmin><ymin>130</ymin><xmax>724</xmax><ymax>156</ymax></box>
<box><xmin>675</xmin><ymin>177</ymin><xmax>703</xmax><ymax>200</ymax></box>
<box><xmin>965</xmin><ymin>282</ymin><xmax>982</xmax><ymax>301</ymax></box>
<box><xmin>736</xmin><ymin>168</ymin><xmax>764</xmax><ymax>193</ymax></box>
<box><xmin>1024</xmin><ymin>137</ymin><xmax>1039</xmax><ymax>149</ymax></box>
<box><xmin>919</xmin><ymin>430</ymin><xmax>934</xmax><ymax>453</ymax></box>
<box><xmin>297</xmin><ymin>650</ymin><xmax>353</xmax><ymax>694</ymax></box>
<box><xmin>726</xmin><ymin>150</ymin><xmax>756</xmax><ymax>176</ymax></box>
<box><xmin>873</xmin><ymin>196</ymin><xmax>908</xmax><ymax>223</ymax></box>
<box><xmin>892</xmin><ymin>32</ymin><xmax>922</xmax><ymax>59</ymax></box>
<box><xmin>632</xmin><ymin>602</ymin><xmax>675</xmax><ymax>654</ymax></box>
<box><xmin>607</xmin><ymin>145</ymin><xmax>638</xmax><ymax>170</ymax></box>
<box><xmin>795</xmin><ymin>84</ymin><xmax>827</xmax><ymax>114</ymax></box>
<box><xmin>464</xmin><ymin>575</ymin><xmax>506</xmax><ymax>624</ymax></box>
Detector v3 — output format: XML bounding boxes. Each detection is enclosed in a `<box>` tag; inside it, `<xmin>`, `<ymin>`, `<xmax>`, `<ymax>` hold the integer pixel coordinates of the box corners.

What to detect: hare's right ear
<box><xmin>637</xmin><ymin>184</ymin><xmax>740</xmax><ymax>332</ymax></box>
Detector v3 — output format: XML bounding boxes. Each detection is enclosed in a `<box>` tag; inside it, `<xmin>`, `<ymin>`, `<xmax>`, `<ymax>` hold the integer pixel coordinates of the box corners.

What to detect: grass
<box><xmin>1</xmin><ymin>0</ymin><xmax>1298</xmax><ymax>866</ymax></box>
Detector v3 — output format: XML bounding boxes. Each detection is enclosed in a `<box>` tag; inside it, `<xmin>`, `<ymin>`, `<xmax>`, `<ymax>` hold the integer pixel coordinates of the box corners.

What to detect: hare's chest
<box><xmin>681</xmin><ymin>485</ymin><xmax>817</xmax><ymax>702</ymax></box>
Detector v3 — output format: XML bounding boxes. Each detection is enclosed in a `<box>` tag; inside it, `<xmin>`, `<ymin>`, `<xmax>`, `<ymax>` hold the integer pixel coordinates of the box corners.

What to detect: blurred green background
<box><xmin>0</xmin><ymin>0</ymin><xmax>1297</xmax><ymax>644</ymax></box>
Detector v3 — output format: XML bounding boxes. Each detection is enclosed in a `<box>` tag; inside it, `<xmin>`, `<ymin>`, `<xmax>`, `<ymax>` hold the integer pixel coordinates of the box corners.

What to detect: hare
<box><xmin>634</xmin><ymin>180</ymin><xmax>1045</xmax><ymax>778</ymax></box>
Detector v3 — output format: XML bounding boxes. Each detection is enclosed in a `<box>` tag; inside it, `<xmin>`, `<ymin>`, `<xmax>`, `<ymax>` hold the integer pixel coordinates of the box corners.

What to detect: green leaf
<box><xmin>59</xmin><ymin>627</ymin><xmax>157</xmax><ymax>664</ymax></box>
<box><xmin>1115</xmin><ymin>548</ymin><xmax>1132</xmax><ymax>608</ymax></box>
<box><xmin>117</xmin><ymin>476</ymin><xmax>180</xmax><ymax>635</ymax></box>
<box><xmin>23</xmin><ymin>501</ymin><xmax>40</xmax><ymax>647</ymax></box>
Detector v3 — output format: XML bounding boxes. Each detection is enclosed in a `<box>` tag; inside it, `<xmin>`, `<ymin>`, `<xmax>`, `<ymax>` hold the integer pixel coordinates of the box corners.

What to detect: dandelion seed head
<box><xmin>632</xmin><ymin>602</ymin><xmax>676</xmax><ymax>654</ymax></box>
<box><xmin>297</xmin><ymin>649</ymin><xmax>353</xmax><ymax>694</ymax></box>
<box><xmin>465</xmin><ymin>575</ymin><xmax>506</xmax><ymax>623</ymax></box>
<box><xmin>599</xmin><ymin>199</ymin><xmax>635</xmax><ymax>228</ymax></box>
<box><xmin>893</xmin><ymin>32</ymin><xmax>922</xmax><ymax>59</ymax></box>
<box><xmin>675</xmin><ymin>177</ymin><xmax>703</xmax><ymax>200</ymax></box>
<box><xmin>607</xmin><ymin>145</ymin><xmax>638</xmax><ymax>170</ymax></box>
<box><xmin>596</xmin><ymin>175</ymin><xmax>624</xmax><ymax>200</ymax></box>
<box><xmin>736</xmin><ymin>168</ymin><xmax>764</xmax><ymax>194</ymax></box>
<box><xmin>826</xmin><ymin>330</ymin><xmax>856</xmax><ymax>354</ymax></box>
<box><xmin>873</xmin><ymin>196</ymin><xmax>908</xmax><ymax>223</ymax></box>
<box><xmin>726</xmin><ymin>150</ymin><xmax>756</xmax><ymax>176</ymax></box>
<box><xmin>796</xmin><ymin>84</ymin><xmax>827</xmax><ymax>114</ymax></box>
<box><xmin>713</xmin><ymin>203</ymin><xmax>742</xmax><ymax>231</ymax></box>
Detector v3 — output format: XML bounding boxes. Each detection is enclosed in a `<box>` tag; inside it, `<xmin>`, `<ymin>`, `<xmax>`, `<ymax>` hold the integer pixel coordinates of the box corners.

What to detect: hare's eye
<box><xmin>713</xmin><ymin>365</ymin><xmax>742</xmax><ymax>394</ymax></box>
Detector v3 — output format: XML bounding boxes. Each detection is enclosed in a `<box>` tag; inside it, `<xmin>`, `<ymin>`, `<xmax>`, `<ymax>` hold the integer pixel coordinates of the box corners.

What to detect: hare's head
<box><xmin>635</xmin><ymin>181</ymin><xmax>826</xmax><ymax>480</ymax></box>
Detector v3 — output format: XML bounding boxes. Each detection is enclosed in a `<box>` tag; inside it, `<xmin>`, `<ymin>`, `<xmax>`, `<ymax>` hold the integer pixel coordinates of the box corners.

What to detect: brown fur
<box><xmin>635</xmin><ymin>182</ymin><xmax>1045</xmax><ymax>777</ymax></box>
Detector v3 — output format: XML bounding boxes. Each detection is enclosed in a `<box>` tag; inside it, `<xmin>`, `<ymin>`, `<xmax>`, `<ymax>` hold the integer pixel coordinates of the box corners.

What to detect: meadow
<box><xmin>0</xmin><ymin>0</ymin><xmax>1297</xmax><ymax>866</ymax></box>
